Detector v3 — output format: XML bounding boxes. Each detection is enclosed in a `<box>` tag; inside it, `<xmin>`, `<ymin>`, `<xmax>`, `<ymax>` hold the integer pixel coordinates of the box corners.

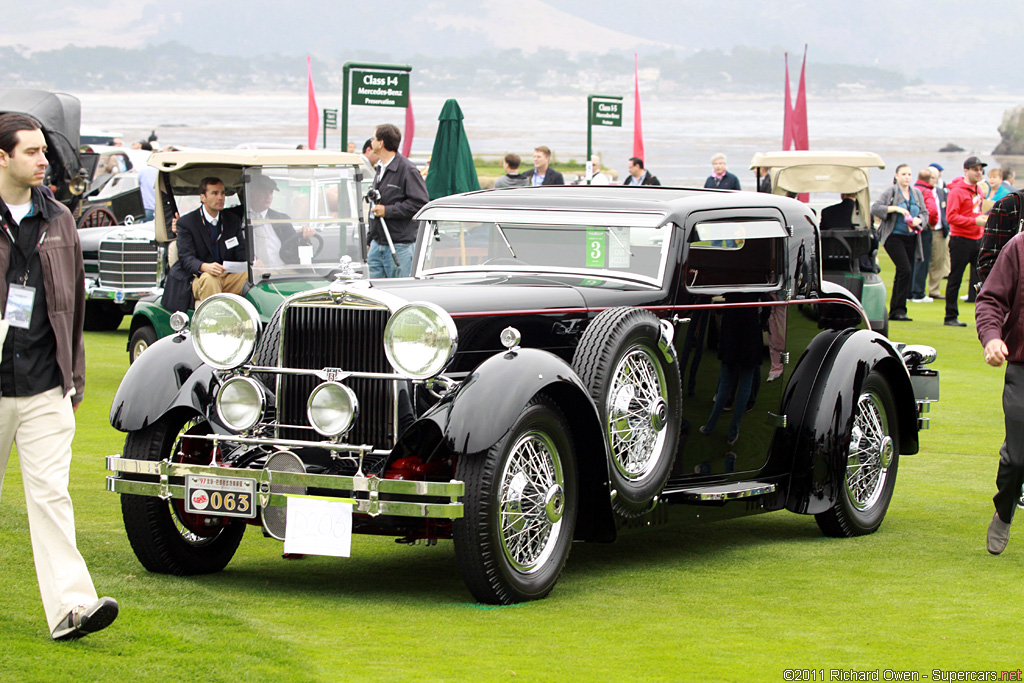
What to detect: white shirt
<box><xmin>6</xmin><ymin>201</ymin><xmax>32</xmax><ymax>226</ymax></box>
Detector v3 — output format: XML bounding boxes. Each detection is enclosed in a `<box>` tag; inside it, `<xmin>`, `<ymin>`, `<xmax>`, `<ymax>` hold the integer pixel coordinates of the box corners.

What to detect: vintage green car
<box><xmin>124</xmin><ymin>149</ymin><xmax>373</xmax><ymax>361</ymax></box>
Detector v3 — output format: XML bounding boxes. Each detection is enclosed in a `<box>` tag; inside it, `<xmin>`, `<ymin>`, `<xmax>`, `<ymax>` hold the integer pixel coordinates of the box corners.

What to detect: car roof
<box><xmin>417</xmin><ymin>185</ymin><xmax>805</xmax><ymax>227</ymax></box>
<box><xmin>749</xmin><ymin>151</ymin><xmax>886</xmax><ymax>169</ymax></box>
<box><xmin>148</xmin><ymin>148</ymin><xmax>366</xmax><ymax>171</ymax></box>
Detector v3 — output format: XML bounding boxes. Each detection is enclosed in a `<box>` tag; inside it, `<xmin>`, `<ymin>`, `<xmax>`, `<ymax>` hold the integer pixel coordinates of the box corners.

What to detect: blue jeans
<box><xmin>144</xmin><ymin>208</ymin><xmax>155</xmax><ymax>221</ymax></box>
<box><xmin>368</xmin><ymin>240</ymin><xmax>414</xmax><ymax>278</ymax></box>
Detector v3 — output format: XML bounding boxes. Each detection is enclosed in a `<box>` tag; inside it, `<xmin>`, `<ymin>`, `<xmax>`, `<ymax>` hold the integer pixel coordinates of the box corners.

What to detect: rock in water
<box><xmin>994</xmin><ymin>106</ymin><xmax>1024</xmax><ymax>155</ymax></box>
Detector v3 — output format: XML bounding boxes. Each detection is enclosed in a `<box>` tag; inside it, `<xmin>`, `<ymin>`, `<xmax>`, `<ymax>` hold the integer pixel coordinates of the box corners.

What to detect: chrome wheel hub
<box><xmin>606</xmin><ymin>345</ymin><xmax>669</xmax><ymax>481</ymax></box>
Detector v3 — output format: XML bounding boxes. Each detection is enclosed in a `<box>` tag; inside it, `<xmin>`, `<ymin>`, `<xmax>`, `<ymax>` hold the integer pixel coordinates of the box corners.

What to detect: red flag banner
<box><xmin>633</xmin><ymin>53</ymin><xmax>645</xmax><ymax>161</ymax></box>
<box><xmin>402</xmin><ymin>97</ymin><xmax>414</xmax><ymax>158</ymax></box>
<box><xmin>783</xmin><ymin>53</ymin><xmax>793</xmax><ymax>151</ymax></box>
<box><xmin>307</xmin><ymin>57</ymin><xmax>318</xmax><ymax>150</ymax></box>
<box><xmin>793</xmin><ymin>46</ymin><xmax>809</xmax><ymax>151</ymax></box>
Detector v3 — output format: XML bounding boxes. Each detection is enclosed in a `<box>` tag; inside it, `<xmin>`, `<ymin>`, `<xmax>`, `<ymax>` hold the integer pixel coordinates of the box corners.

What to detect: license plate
<box><xmin>185</xmin><ymin>475</ymin><xmax>257</xmax><ymax>518</ymax></box>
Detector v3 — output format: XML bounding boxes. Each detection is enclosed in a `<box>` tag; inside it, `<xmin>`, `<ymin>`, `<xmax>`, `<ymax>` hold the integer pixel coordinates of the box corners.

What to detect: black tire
<box><xmin>121</xmin><ymin>414</ymin><xmax>245</xmax><ymax>575</ymax></box>
<box><xmin>84</xmin><ymin>300</ymin><xmax>124</xmax><ymax>331</ymax></box>
<box><xmin>571</xmin><ymin>307</ymin><xmax>681</xmax><ymax>517</ymax></box>
<box><xmin>128</xmin><ymin>326</ymin><xmax>157</xmax><ymax>364</ymax></box>
<box><xmin>251</xmin><ymin>302</ymin><xmax>284</xmax><ymax>388</ymax></box>
<box><xmin>815</xmin><ymin>371</ymin><xmax>900</xmax><ymax>537</ymax></box>
<box><xmin>453</xmin><ymin>396</ymin><xmax>578</xmax><ymax>604</ymax></box>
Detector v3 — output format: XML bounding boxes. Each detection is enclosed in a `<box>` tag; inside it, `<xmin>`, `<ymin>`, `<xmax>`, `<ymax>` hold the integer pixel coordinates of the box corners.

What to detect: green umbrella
<box><xmin>425</xmin><ymin>99</ymin><xmax>480</xmax><ymax>200</ymax></box>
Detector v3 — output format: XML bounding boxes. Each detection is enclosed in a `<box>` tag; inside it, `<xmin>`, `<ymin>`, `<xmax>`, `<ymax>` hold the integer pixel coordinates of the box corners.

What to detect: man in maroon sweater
<box><xmin>977</xmin><ymin>230</ymin><xmax>1024</xmax><ymax>554</ymax></box>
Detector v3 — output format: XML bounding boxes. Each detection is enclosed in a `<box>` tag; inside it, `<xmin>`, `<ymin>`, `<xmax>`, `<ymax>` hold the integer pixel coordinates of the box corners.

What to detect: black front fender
<box><xmin>780</xmin><ymin>328</ymin><xmax>917</xmax><ymax>515</ymax></box>
<box><xmin>109</xmin><ymin>333</ymin><xmax>215</xmax><ymax>432</ymax></box>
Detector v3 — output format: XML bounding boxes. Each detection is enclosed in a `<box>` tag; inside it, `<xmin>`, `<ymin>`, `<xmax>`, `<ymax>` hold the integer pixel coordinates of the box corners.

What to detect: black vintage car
<box><xmin>106</xmin><ymin>185</ymin><xmax>939</xmax><ymax>604</ymax></box>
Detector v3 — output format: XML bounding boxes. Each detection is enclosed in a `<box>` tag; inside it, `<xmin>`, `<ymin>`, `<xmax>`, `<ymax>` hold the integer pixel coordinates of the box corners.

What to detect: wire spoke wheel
<box><xmin>607</xmin><ymin>344</ymin><xmax>669</xmax><ymax>481</ymax></box>
<box><xmin>572</xmin><ymin>307</ymin><xmax>681</xmax><ymax>517</ymax></box>
<box><xmin>845</xmin><ymin>391</ymin><xmax>893</xmax><ymax>510</ymax></box>
<box><xmin>499</xmin><ymin>430</ymin><xmax>565</xmax><ymax>573</ymax></box>
<box><xmin>454</xmin><ymin>397</ymin><xmax>577</xmax><ymax>604</ymax></box>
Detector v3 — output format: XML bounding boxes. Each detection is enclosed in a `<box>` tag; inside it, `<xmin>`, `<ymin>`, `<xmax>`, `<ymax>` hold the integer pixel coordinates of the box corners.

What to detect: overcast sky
<box><xmin>1</xmin><ymin>0</ymin><xmax>1019</xmax><ymax>87</ymax></box>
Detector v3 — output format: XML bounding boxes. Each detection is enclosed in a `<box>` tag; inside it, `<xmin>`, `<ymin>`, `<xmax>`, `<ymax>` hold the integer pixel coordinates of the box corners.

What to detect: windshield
<box><xmin>421</xmin><ymin>220</ymin><xmax>670</xmax><ymax>285</ymax></box>
<box><xmin>244</xmin><ymin>165</ymin><xmax>366</xmax><ymax>281</ymax></box>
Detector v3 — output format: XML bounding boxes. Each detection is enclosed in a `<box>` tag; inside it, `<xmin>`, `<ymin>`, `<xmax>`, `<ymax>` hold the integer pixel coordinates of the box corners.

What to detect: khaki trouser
<box><xmin>928</xmin><ymin>230</ymin><xmax>951</xmax><ymax>297</ymax></box>
<box><xmin>192</xmin><ymin>271</ymin><xmax>247</xmax><ymax>302</ymax></box>
<box><xmin>0</xmin><ymin>386</ymin><xmax>98</xmax><ymax>632</ymax></box>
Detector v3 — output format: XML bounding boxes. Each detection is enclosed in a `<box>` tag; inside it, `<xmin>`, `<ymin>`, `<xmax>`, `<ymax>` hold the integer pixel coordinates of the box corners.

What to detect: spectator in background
<box><xmin>927</xmin><ymin>164</ymin><xmax>951</xmax><ymax>299</ymax></box>
<box><xmin>526</xmin><ymin>146</ymin><xmax>564</xmax><ymax>186</ymax></box>
<box><xmin>871</xmin><ymin>163</ymin><xmax>926</xmax><ymax>321</ymax></box>
<box><xmin>944</xmin><ymin>156</ymin><xmax>989</xmax><ymax>326</ymax></box>
<box><xmin>910</xmin><ymin>167</ymin><xmax>940</xmax><ymax>303</ymax></box>
<box><xmin>367</xmin><ymin>123</ymin><xmax>429</xmax><ymax>278</ymax></box>
<box><xmin>587</xmin><ymin>154</ymin><xmax>610</xmax><ymax>185</ymax></box>
<box><xmin>623</xmin><ymin>157</ymin><xmax>660</xmax><ymax>186</ymax></box>
<box><xmin>987</xmin><ymin>167</ymin><xmax>1010</xmax><ymax>203</ymax></box>
<box><xmin>756</xmin><ymin>167</ymin><xmax>772</xmax><ymax>193</ymax></box>
<box><xmin>137</xmin><ymin>142</ymin><xmax>157</xmax><ymax>221</ymax></box>
<box><xmin>347</xmin><ymin>141</ymin><xmax>356</xmax><ymax>154</ymax></box>
<box><xmin>704</xmin><ymin>153</ymin><xmax>741</xmax><ymax>190</ymax></box>
<box><xmin>493</xmin><ymin>153</ymin><xmax>529</xmax><ymax>189</ymax></box>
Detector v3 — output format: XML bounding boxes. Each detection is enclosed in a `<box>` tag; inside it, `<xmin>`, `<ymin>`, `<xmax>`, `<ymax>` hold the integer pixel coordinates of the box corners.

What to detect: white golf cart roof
<box><xmin>750</xmin><ymin>151</ymin><xmax>886</xmax><ymax>196</ymax></box>
<box><xmin>148</xmin><ymin>149</ymin><xmax>366</xmax><ymax>171</ymax></box>
<box><xmin>749</xmin><ymin>151</ymin><xmax>886</xmax><ymax>169</ymax></box>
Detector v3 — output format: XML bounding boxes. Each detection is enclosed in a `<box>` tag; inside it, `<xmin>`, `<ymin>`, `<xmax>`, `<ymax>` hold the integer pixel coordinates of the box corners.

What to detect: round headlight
<box><xmin>383</xmin><ymin>302</ymin><xmax>458</xmax><ymax>380</ymax></box>
<box><xmin>307</xmin><ymin>382</ymin><xmax>359</xmax><ymax>437</ymax></box>
<box><xmin>191</xmin><ymin>294</ymin><xmax>262</xmax><ymax>370</ymax></box>
<box><xmin>216</xmin><ymin>376</ymin><xmax>265</xmax><ymax>433</ymax></box>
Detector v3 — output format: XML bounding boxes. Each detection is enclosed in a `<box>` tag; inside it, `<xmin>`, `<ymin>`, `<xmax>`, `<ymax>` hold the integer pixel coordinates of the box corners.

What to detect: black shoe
<box><xmin>52</xmin><ymin>597</ymin><xmax>118</xmax><ymax>641</ymax></box>
<box><xmin>890</xmin><ymin>313</ymin><xmax>913</xmax><ymax>321</ymax></box>
<box><xmin>944</xmin><ymin>318</ymin><xmax>967</xmax><ymax>327</ymax></box>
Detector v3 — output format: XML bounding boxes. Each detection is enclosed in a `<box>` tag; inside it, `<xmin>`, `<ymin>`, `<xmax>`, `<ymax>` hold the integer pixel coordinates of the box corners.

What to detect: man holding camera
<box><xmin>367</xmin><ymin>123</ymin><xmax>428</xmax><ymax>278</ymax></box>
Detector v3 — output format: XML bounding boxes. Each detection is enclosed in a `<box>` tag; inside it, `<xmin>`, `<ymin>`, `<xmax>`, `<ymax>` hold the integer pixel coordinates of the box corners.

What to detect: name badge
<box><xmin>5</xmin><ymin>284</ymin><xmax>35</xmax><ymax>329</ymax></box>
<box><xmin>225</xmin><ymin>236</ymin><xmax>239</xmax><ymax>249</ymax></box>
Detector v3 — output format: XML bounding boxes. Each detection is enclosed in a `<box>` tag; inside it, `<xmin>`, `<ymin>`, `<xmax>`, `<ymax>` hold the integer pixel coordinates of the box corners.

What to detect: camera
<box><xmin>364</xmin><ymin>187</ymin><xmax>381</xmax><ymax>204</ymax></box>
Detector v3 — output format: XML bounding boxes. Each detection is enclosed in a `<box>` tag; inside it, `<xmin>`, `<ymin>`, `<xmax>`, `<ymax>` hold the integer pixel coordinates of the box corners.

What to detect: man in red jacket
<box><xmin>977</xmin><ymin>230</ymin><xmax>1024</xmax><ymax>553</ymax></box>
<box><xmin>944</xmin><ymin>156</ymin><xmax>989</xmax><ymax>326</ymax></box>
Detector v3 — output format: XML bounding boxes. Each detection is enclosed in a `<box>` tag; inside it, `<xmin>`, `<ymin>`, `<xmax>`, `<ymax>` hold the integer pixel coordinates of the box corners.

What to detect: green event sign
<box><xmin>590</xmin><ymin>99</ymin><xmax>622</xmax><ymax>127</ymax></box>
<box><xmin>350</xmin><ymin>69</ymin><xmax>410</xmax><ymax>108</ymax></box>
<box><xmin>586</xmin><ymin>229</ymin><xmax>607</xmax><ymax>268</ymax></box>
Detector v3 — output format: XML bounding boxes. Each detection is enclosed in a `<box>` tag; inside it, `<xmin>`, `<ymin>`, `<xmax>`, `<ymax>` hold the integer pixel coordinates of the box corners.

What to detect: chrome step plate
<box><xmin>665</xmin><ymin>481</ymin><xmax>777</xmax><ymax>502</ymax></box>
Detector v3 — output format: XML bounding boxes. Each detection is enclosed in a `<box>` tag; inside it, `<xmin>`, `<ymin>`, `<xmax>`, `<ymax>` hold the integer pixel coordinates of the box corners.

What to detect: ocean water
<box><xmin>77</xmin><ymin>91</ymin><xmax>1020</xmax><ymax>196</ymax></box>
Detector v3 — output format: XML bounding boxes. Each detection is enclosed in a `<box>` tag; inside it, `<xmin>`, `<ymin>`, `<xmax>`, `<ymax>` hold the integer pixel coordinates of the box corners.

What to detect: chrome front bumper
<box><xmin>105</xmin><ymin>456</ymin><xmax>464</xmax><ymax>519</ymax></box>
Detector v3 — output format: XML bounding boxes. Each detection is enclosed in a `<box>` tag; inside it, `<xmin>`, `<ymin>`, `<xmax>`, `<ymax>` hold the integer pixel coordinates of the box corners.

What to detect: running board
<box><xmin>664</xmin><ymin>481</ymin><xmax>777</xmax><ymax>502</ymax></box>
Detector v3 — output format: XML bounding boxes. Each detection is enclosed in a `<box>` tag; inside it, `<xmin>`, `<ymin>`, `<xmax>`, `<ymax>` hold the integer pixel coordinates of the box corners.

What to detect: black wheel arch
<box><xmin>110</xmin><ymin>333</ymin><xmax>212</xmax><ymax>432</ymax></box>
<box><xmin>406</xmin><ymin>347</ymin><xmax>617</xmax><ymax>542</ymax></box>
<box><xmin>778</xmin><ymin>328</ymin><xmax>917</xmax><ymax>515</ymax></box>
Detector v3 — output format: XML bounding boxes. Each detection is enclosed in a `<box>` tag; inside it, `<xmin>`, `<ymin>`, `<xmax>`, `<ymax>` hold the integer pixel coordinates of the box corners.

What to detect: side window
<box><xmin>685</xmin><ymin>220</ymin><xmax>785</xmax><ymax>290</ymax></box>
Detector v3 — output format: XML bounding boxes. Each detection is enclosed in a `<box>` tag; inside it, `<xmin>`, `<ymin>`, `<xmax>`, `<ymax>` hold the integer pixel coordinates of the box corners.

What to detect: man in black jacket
<box><xmin>367</xmin><ymin>123</ymin><xmax>429</xmax><ymax>278</ymax></box>
<box><xmin>526</xmin><ymin>146</ymin><xmax>565</xmax><ymax>186</ymax></box>
<box><xmin>176</xmin><ymin>177</ymin><xmax>247</xmax><ymax>301</ymax></box>
<box><xmin>623</xmin><ymin>157</ymin><xmax>660</xmax><ymax>186</ymax></box>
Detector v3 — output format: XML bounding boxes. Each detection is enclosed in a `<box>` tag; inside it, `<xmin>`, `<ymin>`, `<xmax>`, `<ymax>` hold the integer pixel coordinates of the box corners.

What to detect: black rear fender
<box><xmin>779</xmin><ymin>328</ymin><xmax>916</xmax><ymax>515</ymax></box>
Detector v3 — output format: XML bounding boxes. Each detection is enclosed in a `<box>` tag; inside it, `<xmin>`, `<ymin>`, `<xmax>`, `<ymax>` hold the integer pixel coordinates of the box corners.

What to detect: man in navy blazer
<box><xmin>175</xmin><ymin>177</ymin><xmax>247</xmax><ymax>302</ymax></box>
<box><xmin>526</xmin><ymin>146</ymin><xmax>565</xmax><ymax>186</ymax></box>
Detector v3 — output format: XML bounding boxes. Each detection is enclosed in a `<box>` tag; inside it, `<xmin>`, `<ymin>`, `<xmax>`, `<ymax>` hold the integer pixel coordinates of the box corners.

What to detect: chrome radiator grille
<box><xmin>279</xmin><ymin>305</ymin><xmax>394</xmax><ymax>448</ymax></box>
<box><xmin>98</xmin><ymin>240</ymin><xmax>160</xmax><ymax>288</ymax></box>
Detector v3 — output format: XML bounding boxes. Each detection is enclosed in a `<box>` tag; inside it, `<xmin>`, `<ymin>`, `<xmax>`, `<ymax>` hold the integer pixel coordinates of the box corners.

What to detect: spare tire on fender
<box><xmin>572</xmin><ymin>307</ymin><xmax>681</xmax><ymax>517</ymax></box>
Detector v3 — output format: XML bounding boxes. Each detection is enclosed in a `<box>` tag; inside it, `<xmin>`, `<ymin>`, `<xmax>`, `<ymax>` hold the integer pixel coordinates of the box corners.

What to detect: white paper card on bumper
<box><xmin>284</xmin><ymin>497</ymin><xmax>352</xmax><ymax>557</ymax></box>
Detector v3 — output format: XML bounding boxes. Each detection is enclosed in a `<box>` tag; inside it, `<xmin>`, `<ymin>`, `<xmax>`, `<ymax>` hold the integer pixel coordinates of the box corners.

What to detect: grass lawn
<box><xmin>1</xmin><ymin>258</ymin><xmax>1019</xmax><ymax>682</ymax></box>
